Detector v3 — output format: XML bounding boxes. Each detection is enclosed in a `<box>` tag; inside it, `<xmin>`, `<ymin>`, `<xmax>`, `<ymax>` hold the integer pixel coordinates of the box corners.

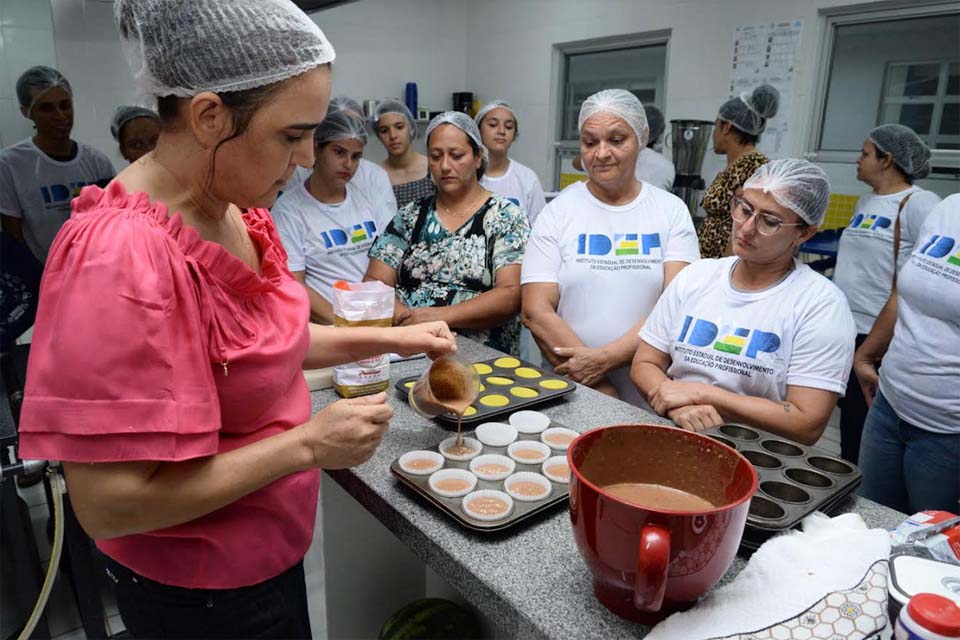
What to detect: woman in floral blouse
<box><xmin>365</xmin><ymin>111</ymin><xmax>529</xmax><ymax>355</ymax></box>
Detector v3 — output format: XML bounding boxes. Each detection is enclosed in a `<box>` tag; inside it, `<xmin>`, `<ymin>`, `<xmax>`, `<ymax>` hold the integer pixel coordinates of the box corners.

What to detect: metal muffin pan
<box><xmin>394</xmin><ymin>356</ymin><xmax>576</xmax><ymax>427</ymax></box>
<box><xmin>704</xmin><ymin>423</ymin><xmax>862</xmax><ymax>548</ymax></box>
<box><xmin>390</xmin><ymin>424</ymin><xmax>571</xmax><ymax>532</ymax></box>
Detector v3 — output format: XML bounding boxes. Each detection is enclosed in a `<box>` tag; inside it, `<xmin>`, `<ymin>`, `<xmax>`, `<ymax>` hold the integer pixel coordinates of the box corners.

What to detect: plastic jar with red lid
<box><xmin>896</xmin><ymin>593</ymin><xmax>960</xmax><ymax>639</ymax></box>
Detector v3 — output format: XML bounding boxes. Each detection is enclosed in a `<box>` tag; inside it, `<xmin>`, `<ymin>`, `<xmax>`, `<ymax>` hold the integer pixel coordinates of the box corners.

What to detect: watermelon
<box><xmin>378</xmin><ymin>598</ymin><xmax>483</xmax><ymax>640</ymax></box>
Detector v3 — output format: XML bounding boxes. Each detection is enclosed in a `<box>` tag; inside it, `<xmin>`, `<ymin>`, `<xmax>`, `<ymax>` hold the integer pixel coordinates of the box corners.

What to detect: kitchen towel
<box><xmin>647</xmin><ymin>512</ymin><xmax>892</xmax><ymax>640</ymax></box>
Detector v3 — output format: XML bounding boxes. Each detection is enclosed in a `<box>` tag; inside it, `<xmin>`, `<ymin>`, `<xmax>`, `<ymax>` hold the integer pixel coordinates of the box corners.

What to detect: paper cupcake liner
<box><xmin>398</xmin><ymin>450</ymin><xmax>444</xmax><ymax>476</ymax></box>
<box><xmin>503</xmin><ymin>472</ymin><xmax>553</xmax><ymax>502</ymax></box>
<box><xmin>427</xmin><ymin>469</ymin><xmax>478</xmax><ymax>498</ymax></box>
<box><xmin>469</xmin><ymin>454</ymin><xmax>516</xmax><ymax>481</ymax></box>
<box><xmin>509</xmin><ymin>410</ymin><xmax>551</xmax><ymax>434</ymax></box>
<box><xmin>439</xmin><ymin>436</ymin><xmax>482</xmax><ymax>461</ymax></box>
<box><xmin>461</xmin><ymin>490</ymin><xmax>514</xmax><ymax>521</ymax></box>
<box><xmin>475</xmin><ymin>422</ymin><xmax>518</xmax><ymax>447</ymax></box>
<box><xmin>541</xmin><ymin>456</ymin><xmax>571</xmax><ymax>484</ymax></box>
<box><xmin>507</xmin><ymin>440</ymin><xmax>552</xmax><ymax>465</ymax></box>
<box><xmin>540</xmin><ymin>427</ymin><xmax>579</xmax><ymax>451</ymax></box>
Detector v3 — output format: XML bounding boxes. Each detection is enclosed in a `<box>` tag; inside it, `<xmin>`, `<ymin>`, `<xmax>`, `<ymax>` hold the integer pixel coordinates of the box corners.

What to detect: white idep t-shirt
<box><xmin>879</xmin><ymin>194</ymin><xmax>960</xmax><ymax>434</ymax></box>
<box><xmin>635</xmin><ymin>147</ymin><xmax>676</xmax><ymax>192</ymax></box>
<box><xmin>285</xmin><ymin>158</ymin><xmax>397</xmax><ymax>218</ymax></box>
<box><xmin>521</xmin><ymin>180</ymin><xmax>700</xmax><ymax>404</ymax></box>
<box><xmin>0</xmin><ymin>138</ymin><xmax>115</xmax><ymax>262</ymax></box>
<box><xmin>834</xmin><ymin>186</ymin><xmax>942</xmax><ymax>334</ymax></box>
<box><xmin>640</xmin><ymin>257</ymin><xmax>856</xmax><ymax>404</ymax></box>
<box><xmin>480</xmin><ymin>159</ymin><xmax>547</xmax><ymax>226</ymax></box>
<box><xmin>272</xmin><ymin>180</ymin><xmax>394</xmax><ymax>302</ymax></box>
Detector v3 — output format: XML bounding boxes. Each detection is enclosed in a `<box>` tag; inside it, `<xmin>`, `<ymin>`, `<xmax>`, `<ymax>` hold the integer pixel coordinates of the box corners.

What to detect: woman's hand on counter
<box><xmin>667</xmin><ymin>404</ymin><xmax>724</xmax><ymax>432</ymax></box>
<box><xmin>299</xmin><ymin>393</ymin><xmax>394</xmax><ymax>470</ymax></box>
<box><xmin>553</xmin><ymin>346</ymin><xmax>612</xmax><ymax>386</ymax></box>
<box><xmin>391</xmin><ymin>320</ymin><xmax>457</xmax><ymax>359</ymax></box>
<box><xmin>649</xmin><ymin>380</ymin><xmax>715</xmax><ymax>415</ymax></box>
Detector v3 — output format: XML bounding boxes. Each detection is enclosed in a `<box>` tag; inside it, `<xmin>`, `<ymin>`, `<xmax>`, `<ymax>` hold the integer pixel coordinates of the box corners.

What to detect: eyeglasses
<box><xmin>729</xmin><ymin>195</ymin><xmax>806</xmax><ymax>236</ymax></box>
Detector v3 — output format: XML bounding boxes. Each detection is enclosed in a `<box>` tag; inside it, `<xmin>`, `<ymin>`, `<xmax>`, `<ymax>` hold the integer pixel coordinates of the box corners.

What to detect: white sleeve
<box><xmin>786</xmin><ymin>288</ymin><xmax>856</xmax><ymax>395</ymax></box>
<box><xmin>638</xmin><ymin>267</ymin><xmax>687</xmax><ymax>353</ymax></box>
<box><xmin>374</xmin><ymin>166</ymin><xmax>398</xmax><ymax>218</ymax></box>
<box><xmin>0</xmin><ymin>157</ymin><xmax>22</xmax><ymax>217</ymax></box>
<box><xmin>520</xmin><ymin>206</ymin><xmax>562</xmax><ymax>284</ymax></box>
<box><xmin>525</xmin><ymin>172</ymin><xmax>547</xmax><ymax>226</ymax></box>
<box><xmin>271</xmin><ymin>198</ymin><xmax>307</xmax><ymax>272</ymax></box>
<box><xmin>902</xmin><ymin>190</ymin><xmax>942</xmax><ymax>247</ymax></box>
<box><xmin>663</xmin><ymin>198</ymin><xmax>701</xmax><ymax>263</ymax></box>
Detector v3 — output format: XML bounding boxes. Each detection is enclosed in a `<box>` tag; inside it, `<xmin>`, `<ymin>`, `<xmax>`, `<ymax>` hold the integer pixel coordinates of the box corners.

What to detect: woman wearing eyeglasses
<box><xmin>631</xmin><ymin>159</ymin><xmax>856</xmax><ymax>445</ymax></box>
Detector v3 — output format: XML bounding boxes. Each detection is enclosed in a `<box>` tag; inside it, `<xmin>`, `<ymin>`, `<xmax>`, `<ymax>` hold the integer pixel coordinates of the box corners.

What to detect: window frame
<box><xmin>878</xmin><ymin>59</ymin><xmax>959</xmax><ymax>149</ymax></box>
<box><xmin>807</xmin><ymin>1</ymin><xmax>960</xmax><ymax>169</ymax></box>
<box><xmin>549</xmin><ymin>29</ymin><xmax>671</xmax><ymax>190</ymax></box>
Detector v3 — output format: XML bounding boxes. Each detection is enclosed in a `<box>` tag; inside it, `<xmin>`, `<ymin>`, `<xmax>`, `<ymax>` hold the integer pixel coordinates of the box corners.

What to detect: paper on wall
<box><xmin>728</xmin><ymin>19</ymin><xmax>803</xmax><ymax>157</ymax></box>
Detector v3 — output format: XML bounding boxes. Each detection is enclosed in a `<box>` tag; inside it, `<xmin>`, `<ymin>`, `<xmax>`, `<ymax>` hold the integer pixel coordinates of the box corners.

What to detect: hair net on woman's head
<box><xmin>578</xmin><ymin>89</ymin><xmax>649</xmax><ymax>148</ymax></box>
<box><xmin>315</xmin><ymin>109</ymin><xmax>367</xmax><ymax>146</ymax></box>
<box><xmin>718</xmin><ymin>84</ymin><xmax>779</xmax><ymax>136</ymax></box>
<box><xmin>869</xmin><ymin>124</ymin><xmax>932</xmax><ymax>180</ymax></box>
<box><xmin>743</xmin><ymin>158</ymin><xmax>831</xmax><ymax>226</ymax></box>
<box><xmin>425</xmin><ymin>111</ymin><xmax>488</xmax><ymax>160</ymax></box>
<box><xmin>110</xmin><ymin>105</ymin><xmax>159</xmax><ymax>141</ymax></box>
<box><xmin>329</xmin><ymin>95</ymin><xmax>363</xmax><ymax>119</ymax></box>
<box><xmin>16</xmin><ymin>65</ymin><xmax>72</xmax><ymax>114</ymax></box>
<box><xmin>114</xmin><ymin>0</ymin><xmax>335</xmax><ymax>98</ymax></box>
<box><xmin>475</xmin><ymin>100</ymin><xmax>519</xmax><ymax>138</ymax></box>
<box><xmin>644</xmin><ymin>105</ymin><xmax>666</xmax><ymax>145</ymax></box>
<box><xmin>371</xmin><ymin>98</ymin><xmax>418</xmax><ymax>140</ymax></box>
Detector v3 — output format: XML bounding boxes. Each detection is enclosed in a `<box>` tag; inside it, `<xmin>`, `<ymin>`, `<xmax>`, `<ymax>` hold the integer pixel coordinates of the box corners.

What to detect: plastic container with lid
<box><xmin>896</xmin><ymin>593</ymin><xmax>960</xmax><ymax>639</ymax></box>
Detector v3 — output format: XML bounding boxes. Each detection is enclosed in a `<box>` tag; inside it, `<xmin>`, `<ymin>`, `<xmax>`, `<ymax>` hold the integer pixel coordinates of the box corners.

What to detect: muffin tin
<box><xmin>390</xmin><ymin>412</ymin><xmax>572</xmax><ymax>531</ymax></box>
<box><xmin>394</xmin><ymin>356</ymin><xmax>576</xmax><ymax>427</ymax></box>
<box><xmin>704</xmin><ymin>424</ymin><xmax>862</xmax><ymax>550</ymax></box>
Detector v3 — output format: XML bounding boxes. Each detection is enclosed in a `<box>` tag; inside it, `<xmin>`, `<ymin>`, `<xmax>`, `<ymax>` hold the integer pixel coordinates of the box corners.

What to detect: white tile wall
<box><xmin>461</xmin><ymin>0</ymin><xmax>959</xmax><ymax>198</ymax></box>
<box><xmin>49</xmin><ymin>0</ymin><xmax>145</xmax><ymax>168</ymax></box>
<box><xmin>0</xmin><ymin>1</ymin><xmax>56</xmax><ymax>148</ymax></box>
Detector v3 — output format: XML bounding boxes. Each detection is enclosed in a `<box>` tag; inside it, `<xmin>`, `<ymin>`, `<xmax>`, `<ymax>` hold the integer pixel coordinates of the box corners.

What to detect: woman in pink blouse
<box><xmin>17</xmin><ymin>2</ymin><xmax>454</xmax><ymax>637</ymax></box>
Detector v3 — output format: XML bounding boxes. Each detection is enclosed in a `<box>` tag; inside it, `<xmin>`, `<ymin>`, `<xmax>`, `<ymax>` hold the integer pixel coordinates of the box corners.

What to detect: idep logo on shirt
<box><xmin>321</xmin><ymin>220</ymin><xmax>377</xmax><ymax>249</ymax></box>
<box><xmin>918</xmin><ymin>234</ymin><xmax>960</xmax><ymax>266</ymax></box>
<box><xmin>576</xmin><ymin>232</ymin><xmax>661</xmax><ymax>256</ymax></box>
<box><xmin>848</xmin><ymin>213</ymin><xmax>891</xmax><ymax>231</ymax></box>
<box><xmin>677</xmin><ymin>315</ymin><xmax>781</xmax><ymax>358</ymax></box>
<box><xmin>40</xmin><ymin>181</ymin><xmax>95</xmax><ymax>204</ymax></box>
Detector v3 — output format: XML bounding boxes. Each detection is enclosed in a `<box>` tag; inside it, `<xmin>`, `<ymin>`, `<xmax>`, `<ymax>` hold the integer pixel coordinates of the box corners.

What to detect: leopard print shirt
<box><xmin>698</xmin><ymin>150</ymin><xmax>768</xmax><ymax>259</ymax></box>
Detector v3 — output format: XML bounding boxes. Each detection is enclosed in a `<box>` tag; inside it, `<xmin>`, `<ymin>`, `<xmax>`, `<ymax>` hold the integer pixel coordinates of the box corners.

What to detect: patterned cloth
<box><xmin>698</xmin><ymin>150</ymin><xmax>768</xmax><ymax>259</ymax></box>
<box><xmin>369</xmin><ymin>193</ymin><xmax>529</xmax><ymax>354</ymax></box>
<box><xmin>392</xmin><ymin>174</ymin><xmax>437</xmax><ymax>210</ymax></box>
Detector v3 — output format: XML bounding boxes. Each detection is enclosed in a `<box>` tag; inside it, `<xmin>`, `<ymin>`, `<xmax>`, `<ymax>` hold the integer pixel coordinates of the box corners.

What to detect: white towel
<box><xmin>646</xmin><ymin>512</ymin><xmax>892</xmax><ymax>640</ymax></box>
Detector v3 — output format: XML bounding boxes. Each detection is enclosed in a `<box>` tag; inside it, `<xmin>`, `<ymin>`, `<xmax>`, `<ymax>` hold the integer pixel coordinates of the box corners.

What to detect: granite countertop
<box><xmin>311</xmin><ymin>338</ymin><xmax>906</xmax><ymax>639</ymax></box>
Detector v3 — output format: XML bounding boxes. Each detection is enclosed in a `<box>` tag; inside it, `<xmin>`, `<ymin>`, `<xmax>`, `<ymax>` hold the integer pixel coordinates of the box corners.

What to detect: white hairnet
<box><xmin>644</xmin><ymin>105</ymin><xmax>666</xmax><ymax>145</ymax></box>
<box><xmin>329</xmin><ymin>95</ymin><xmax>363</xmax><ymax>119</ymax></box>
<box><xmin>425</xmin><ymin>111</ymin><xmax>488</xmax><ymax>161</ymax></box>
<box><xmin>16</xmin><ymin>66</ymin><xmax>72</xmax><ymax>114</ymax></box>
<box><xmin>371</xmin><ymin>98</ymin><xmax>418</xmax><ymax>140</ymax></box>
<box><xmin>315</xmin><ymin>109</ymin><xmax>367</xmax><ymax>146</ymax></box>
<box><xmin>869</xmin><ymin>124</ymin><xmax>932</xmax><ymax>180</ymax></box>
<box><xmin>578</xmin><ymin>89</ymin><xmax>649</xmax><ymax>148</ymax></box>
<box><xmin>110</xmin><ymin>105</ymin><xmax>159</xmax><ymax>141</ymax></box>
<box><xmin>114</xmin><ymin>0</ymin><xmax>335</xmax><ymax>97</ymax></box>
<box><xmin>718</xmin><ymin>84</ymin><xmax>779</xmax><ymax>136</ymax></box>
<box><xmin>475</xmin><ymin>100</ymin><xmax>519</xmax><ymax>138</ymax></box>
<box><xmin>743</xmin><ymin>158</ymin><xmax>831</xmax><ymax>226</ymax></box>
